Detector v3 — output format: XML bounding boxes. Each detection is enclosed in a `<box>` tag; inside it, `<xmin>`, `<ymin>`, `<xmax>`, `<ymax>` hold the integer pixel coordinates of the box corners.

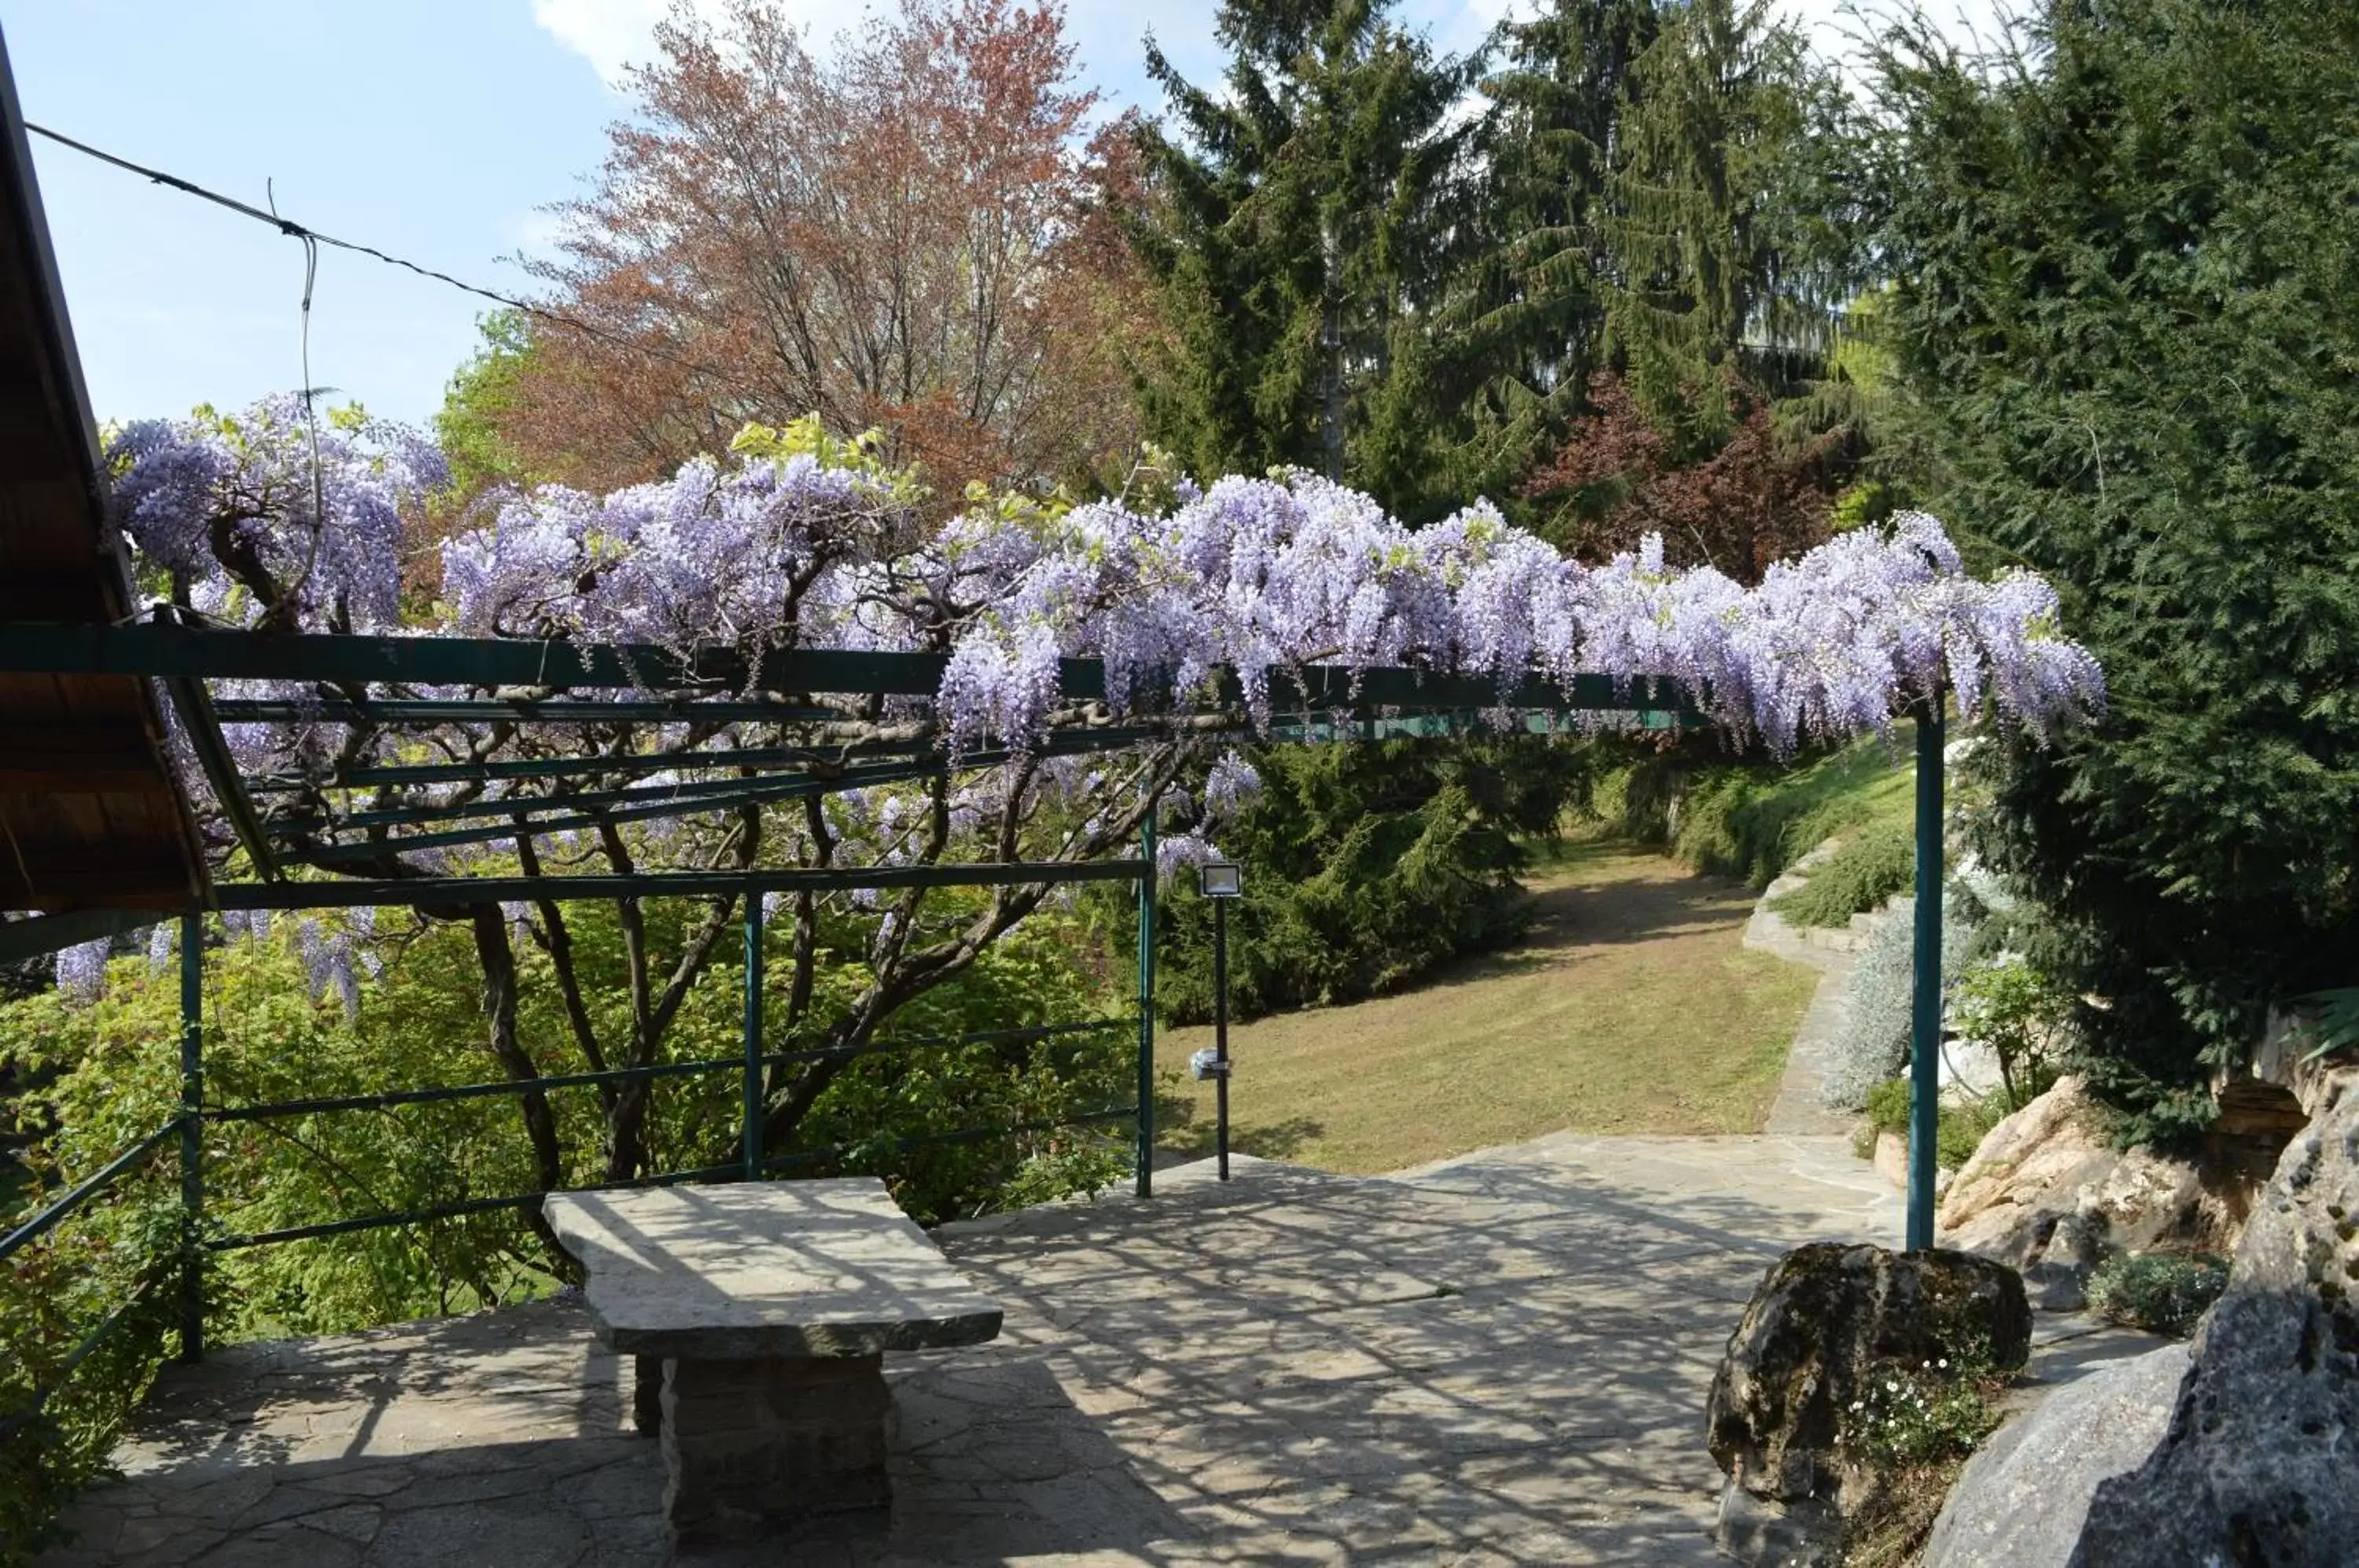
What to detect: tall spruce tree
<box><xmin>1453</xmin><ymin>0</ymin><xmax>1659</xmax><ymax>492</ymax></box>
<box><xmin>1130</xmin><ymin>0</ymin><xmax>1483</xmax><ymax>520</ymax></box>
<box><xmin>1871</xmin><ymin>0</ymin><xmax>2359</xmax><ymax>1139</ymax></box>
<box><xmin>1602</xmin><ymin>0</ymin><xmax>1855</xmax><ymax>451</ymax></box>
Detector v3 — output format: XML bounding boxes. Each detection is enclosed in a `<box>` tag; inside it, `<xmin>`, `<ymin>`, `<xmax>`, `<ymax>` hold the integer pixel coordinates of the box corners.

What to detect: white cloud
<box><xmin>530</xmin><ymin>0</ymin><xmax>671</xmax><ymax>84</ymax></box>
<box><xmin>531</xmin><ymin>0</ymin><xmax>845</xmax><ymax>86</ymax></box>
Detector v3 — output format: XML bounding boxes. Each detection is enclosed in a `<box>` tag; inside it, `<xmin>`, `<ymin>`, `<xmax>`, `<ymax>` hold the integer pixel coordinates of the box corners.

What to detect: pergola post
<box><xmin>742</xmin><ymin>896</ymin><xmax>764</xmax><ymax>1180</ymax></box>
<box><xmin>1906</xmin><ymin>705</ymin><xmax>1946</xmax><ymax>1250</ymax></box>
<box><xmin>1135</xmin><ymin>804</ymin><xmax>1157</xmax><ymax>1199</ymax></box>
<box><xmin>177</xmin><ymin>911</ymin><xmax>204</xmax><ymax>1362</ymax></box>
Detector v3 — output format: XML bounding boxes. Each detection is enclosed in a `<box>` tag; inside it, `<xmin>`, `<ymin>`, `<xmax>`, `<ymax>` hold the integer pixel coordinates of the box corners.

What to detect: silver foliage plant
<box><xmin>1820</xmin><ymin>888</ymin><xmax>1989</xmax><ymax>1112</ymax></box>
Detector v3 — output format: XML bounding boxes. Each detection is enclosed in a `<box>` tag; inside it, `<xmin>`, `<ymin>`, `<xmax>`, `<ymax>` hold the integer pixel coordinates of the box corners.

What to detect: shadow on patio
<box><xmin>42</xmin><ymin>1141</ymin><xmax>1901</xmax><ymax>1566</ymax></box>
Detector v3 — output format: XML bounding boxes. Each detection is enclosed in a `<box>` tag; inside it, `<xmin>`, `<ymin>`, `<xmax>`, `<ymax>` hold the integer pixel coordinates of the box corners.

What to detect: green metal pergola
<box><xmin>0</xmin><ymin>617</ymin><xmax>1949</xmax><ymax>1404</ymax></box>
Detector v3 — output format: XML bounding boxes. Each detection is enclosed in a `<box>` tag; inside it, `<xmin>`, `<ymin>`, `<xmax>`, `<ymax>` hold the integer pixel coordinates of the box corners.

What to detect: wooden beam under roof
<box><xmin>0</xmin><ymin>20</ymin><xmax>206</xmax><ymax>914</ymax></box>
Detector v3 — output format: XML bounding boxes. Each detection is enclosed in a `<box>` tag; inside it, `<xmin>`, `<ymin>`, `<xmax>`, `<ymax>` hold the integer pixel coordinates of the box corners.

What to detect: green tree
<box><xmin>1869</xmin><ymin>0</ymin><xmax>2359</xmax><ymax>1139</ymax></box>
<box><xmin>434</xmin><ymin>310</ymin><xmax>543</xmax><ymax>497</ymax></box>
<box><xmin>1130</xmin><ymin>0</ymin><xmax>1485</xmax><ymax>519</ymax></box>
<box><xmin>1603</xmin><ymin>0</ymin><xmax>1855</xmax><ymax>448</ymax></box>
<box><xmin>1453</xmin><ymin>0</ymin><xmax>1660</xmax><ymax>493</ymax></box>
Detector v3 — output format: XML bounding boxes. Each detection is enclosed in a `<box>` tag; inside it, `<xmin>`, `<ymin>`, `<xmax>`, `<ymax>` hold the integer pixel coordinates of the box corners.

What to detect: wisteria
<box><xmin>109</xmin><ymin>403</ymin><xmax>2102</xmax><ymax>784</ymax></box>
<box><xmin>106</xmin><ymin>397</ymin><xmax>445</xmax><ymax>634</ymax></box>
<box><xmin>53</xmin><ymin>939</ymin><xmax>109</xmax><ymax>1002</ymax></box>
<box><xmin>433</xmin><ymin>458</ymin><xmax>2103</xmax><ymax>758</ymax></box>
<box><xmin>61</xmin><ymin>402</ymin><xmax>2103</xmax><ymax>1023</ymax></box>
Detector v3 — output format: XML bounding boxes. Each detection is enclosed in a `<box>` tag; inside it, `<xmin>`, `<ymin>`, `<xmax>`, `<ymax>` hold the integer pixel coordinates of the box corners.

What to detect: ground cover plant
<box><xmin>1835</xmin><ymin>1353</ymin><xmax>2012</xmax><ymax>1567</ymax></box>
<box><xmin>1769</xmin><ymin>816</ymin><xmax>1913</xmax><ymax>929</ymax></box>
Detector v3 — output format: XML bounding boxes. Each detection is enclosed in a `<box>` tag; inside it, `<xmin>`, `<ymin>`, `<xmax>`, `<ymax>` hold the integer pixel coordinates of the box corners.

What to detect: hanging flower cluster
<box><xmin>432</xmin><ymin>463</ymin><xmax>2101</xmax><ymax>756</ymax></box>
<box><xmin>111</xmin><ymin>403</ymin><xmax>2103</xmax><ymax>767</ymax></box>
<box><xmin>107</xmin><ymin>397</ymin><xmax>445</xmax><ymax>634</ymax></box>
<box><xmin>64</xmin><ymin>405</ymin><xmax>2107</xmax><ymax>1012</ymax></box>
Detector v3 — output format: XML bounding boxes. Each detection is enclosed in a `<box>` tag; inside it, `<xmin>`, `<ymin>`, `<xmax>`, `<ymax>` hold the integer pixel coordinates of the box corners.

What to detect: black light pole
<box><xmin>1198</xmin><ymin>860</ymin><xmax>1243</xmax><ymax>1180</ymax></box>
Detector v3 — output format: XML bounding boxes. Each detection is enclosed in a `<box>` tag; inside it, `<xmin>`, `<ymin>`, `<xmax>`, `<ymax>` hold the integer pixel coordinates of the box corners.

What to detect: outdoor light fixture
<box><xmin>1198</xmin><ymin>859</ymin><xmax>1243</xmax><ymax>1179</ymax></box>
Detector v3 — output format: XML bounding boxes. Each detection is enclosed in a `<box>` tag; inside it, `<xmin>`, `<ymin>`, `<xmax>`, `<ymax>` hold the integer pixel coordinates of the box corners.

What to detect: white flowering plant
<box><xmin>1835</xmin><ymin>1353</ymin><xmax>2008</xmax><ymax>1471</ymax></box>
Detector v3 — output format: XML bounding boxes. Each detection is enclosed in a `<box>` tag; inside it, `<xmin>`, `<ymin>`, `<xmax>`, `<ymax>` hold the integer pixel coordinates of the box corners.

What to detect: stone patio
<box><xmin>40</xmin><ymin>1136</ymin><xmax>2148</xmax><ymax>1566</ymax></box>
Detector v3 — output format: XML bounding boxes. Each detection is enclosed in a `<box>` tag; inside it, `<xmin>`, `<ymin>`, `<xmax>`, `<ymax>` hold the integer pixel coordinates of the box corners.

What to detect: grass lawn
<box><xmin>1154</xmin><ymin>837</ymin><xmax>1817</xmax><ymax>1174</ymax></box>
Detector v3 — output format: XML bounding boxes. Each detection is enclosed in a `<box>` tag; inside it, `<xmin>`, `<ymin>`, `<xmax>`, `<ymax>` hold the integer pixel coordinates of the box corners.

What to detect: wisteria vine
<box><xmin>50</xmin><ymin>402</ymin><xmax>2103</xmax><ymax>1001</ymax></box>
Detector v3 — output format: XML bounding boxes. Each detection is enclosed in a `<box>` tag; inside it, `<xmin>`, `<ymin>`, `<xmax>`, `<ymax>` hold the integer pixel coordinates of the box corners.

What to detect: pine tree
<box><xmin>1129</xmin><ymin>0</ymin><xmax>1485</xmax><ymax>519</ymax></box>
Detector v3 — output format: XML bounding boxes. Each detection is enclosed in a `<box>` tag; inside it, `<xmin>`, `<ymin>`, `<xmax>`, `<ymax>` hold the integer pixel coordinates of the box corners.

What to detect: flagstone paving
<box><xmin>42</xmin><ymin>1137</ymin><xmax>2143</xmax><ymax>1566</ymax></box>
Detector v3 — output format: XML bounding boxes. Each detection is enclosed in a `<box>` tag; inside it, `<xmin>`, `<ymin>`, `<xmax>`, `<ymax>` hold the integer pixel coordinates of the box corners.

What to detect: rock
<box><xmin>2069</xmin><ymin>1073</ymin><xmax>2359</xmax><ymax>1566</ymax></box>
<box><xmin>2248</xmin><ymin>1012</ymin><xmax>2359</xmax><ymax>1119</ymax></box>
<box><xmin>1706</xmin><ymin>1242</ymin><xmax>2033</xmax><ymax>1566</ymax></box>
<box><xmin>1936</xmin><ymin>1076</ymin><xmax>2242</xmax><ymax>1301</ymax></box>
<box><xmin>1874</xmin><ymin>1128</ymin><xmax>1908</xmax><ymax>1191</ymax></box>
<box><xmin>2021</xmin><ymin>1212</ymin><xmax>2102</xmax><ymax>1313</ymax></box>
<box><xmin>1921</xmin><ymin>1342</ymin><xmax>2189</xmax><ymax>1568</ymax></box>
<box><xmin>1871</xmin><ymin>1128</ymin><xmax>1957</xmax><ymax>1200</ymax></box>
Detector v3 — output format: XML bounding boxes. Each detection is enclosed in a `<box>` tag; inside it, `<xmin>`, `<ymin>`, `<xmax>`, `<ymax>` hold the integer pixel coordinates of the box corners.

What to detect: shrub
<box><xmin>1822</xmin><ymin>885</ymin><xmax>1988</xmax><ymax>1111</ymax></box>
<box><xmin>1574</xmin><ymin>727</ymin><xmax>1915</xmax><ymax>889</ymax></box>
<box><xmin>1149</xmin><ymin>736</ymin><xmax>1582</xmax><ymax>1022</ymax></box>
<box><xmin>1772</xmin><ymin>819</ymin><xmax>1915</xmax><ymax>927</ymax></box>
<box><xmin>1827</xmin><ymin>916</ymin><xmax>1917</xmax><ymax>1112</ymax></box>
<box><xmin>1950</xmin><ymin>951</ymin><xmax>2066</xmax><ymax>1109</ymax></box>
<box><xmin>1850</xmin><ymin>1077</ymin><xmax>2008</xmax><ymax>1171</ymax></box>
<box><xmin>1938</xmin><ymin>1094</ymin><xmax>2009</xmax><ymax>1171</ymax></box>
<box><xmin>2085</xmin><ymin>1253</ymin><xmax>2229</xmax><ymax>1338</ymax></box>
<box><xmin>1854</xmin><ymin>1076</ymin><xmax>1913</xmax><ymax>1159</ymax></box>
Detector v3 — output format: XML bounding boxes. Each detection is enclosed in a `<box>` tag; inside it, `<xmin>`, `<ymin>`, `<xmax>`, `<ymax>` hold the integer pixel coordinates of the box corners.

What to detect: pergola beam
<box><xmin>211</xmin><ymin>858</ymin><xmax>1151</xmax><ymax>910</ymax></box>
<box><xmin>0</xmin><ymin>621</ymin><xmax>1703</xmax><ymax>717</ymax></box>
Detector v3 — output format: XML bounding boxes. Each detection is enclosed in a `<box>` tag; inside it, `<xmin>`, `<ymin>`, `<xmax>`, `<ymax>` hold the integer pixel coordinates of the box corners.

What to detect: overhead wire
<box><xmin>266</xmin><ymin>179</ymin><xmax>331</xmax><ymax>570</ymax></box>
<box><xmin>24</xmin><ymin>120</ymin><xmax>731</xmax><ymax>385</ymax></box>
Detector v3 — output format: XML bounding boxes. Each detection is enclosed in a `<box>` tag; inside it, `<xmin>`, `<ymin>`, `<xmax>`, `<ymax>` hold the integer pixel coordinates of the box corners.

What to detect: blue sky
<box><xmin>0</xmin><ymin>0</ymin><xmax>2003</xmax><ymax>432</ymax></box>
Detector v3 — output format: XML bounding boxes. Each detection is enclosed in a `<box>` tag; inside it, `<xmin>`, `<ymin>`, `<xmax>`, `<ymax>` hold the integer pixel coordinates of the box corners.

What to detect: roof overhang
<box><xmin>0</xmin><ymin>22</ymin><xmax>208</xmax><ymax>914</ymax></box>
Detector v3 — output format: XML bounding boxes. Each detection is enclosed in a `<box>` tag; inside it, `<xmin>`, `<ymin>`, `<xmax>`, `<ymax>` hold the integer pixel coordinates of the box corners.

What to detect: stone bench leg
<box><xmin>635</xmin><ymin>1353</ymin><xmax>664</xmax><ymax>1436</ymax></box>
<box><xmin>659</xmin><ymin>1354</ymin><xmax>892</xmax><ymax>1544</ymax></box>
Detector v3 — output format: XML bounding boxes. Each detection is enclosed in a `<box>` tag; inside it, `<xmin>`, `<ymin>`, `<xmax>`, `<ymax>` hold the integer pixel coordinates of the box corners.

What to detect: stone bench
<box><xmin>544</xmin><ymin>1179</ymin><xmax>1003</xmax><ymax>1544</ymax></box>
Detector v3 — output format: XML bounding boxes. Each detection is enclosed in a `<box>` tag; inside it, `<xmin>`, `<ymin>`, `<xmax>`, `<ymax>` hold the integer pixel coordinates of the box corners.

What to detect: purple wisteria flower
<box><xmin>54</xmin><ymin>939</ymin><xmax>109</xmax><ymax>1003</ymax></box>
<box><xmin>79</xmin><ymin>407</ymin><xmax>2107</xmax><ymax>1017</ymax></box>
<box><xmin>112</xmin><ymin>410</ymin><xmax>2104</xmax><ymax>771</ymax></box>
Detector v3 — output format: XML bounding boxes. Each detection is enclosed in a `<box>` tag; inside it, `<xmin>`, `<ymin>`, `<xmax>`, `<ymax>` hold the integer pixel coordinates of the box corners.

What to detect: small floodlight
<box><xmin>1199</xmin><ymin>861</ymin><xmax>1243</xmax><ymax>899</ymax></box>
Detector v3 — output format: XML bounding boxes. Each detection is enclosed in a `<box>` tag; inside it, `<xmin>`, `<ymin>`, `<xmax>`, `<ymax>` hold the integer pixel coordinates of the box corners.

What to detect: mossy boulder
<box><xmin>1706</xmin><ymin>1242</ymin><xmax>2031</xmax><ymax>1566</ymax></box>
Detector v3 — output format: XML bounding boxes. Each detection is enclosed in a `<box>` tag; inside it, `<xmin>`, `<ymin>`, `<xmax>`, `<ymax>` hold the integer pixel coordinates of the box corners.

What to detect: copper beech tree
<box><xmin>484</xmin><ymin>0</ymin><xmax>1147</xmax><ymax>502</ymax></box>
<box><xmin>1519</xmin><ymin>372</ymin><xmax>1846</xmax><ymax>581</ymax></box>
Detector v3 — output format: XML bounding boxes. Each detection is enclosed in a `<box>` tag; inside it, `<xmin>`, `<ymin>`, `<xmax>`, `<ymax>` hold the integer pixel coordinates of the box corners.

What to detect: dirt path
<box><xmin>1157</xmin><ymin>839</ymin><xmax>1818</xmax><ymax>1174</ymax></box>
